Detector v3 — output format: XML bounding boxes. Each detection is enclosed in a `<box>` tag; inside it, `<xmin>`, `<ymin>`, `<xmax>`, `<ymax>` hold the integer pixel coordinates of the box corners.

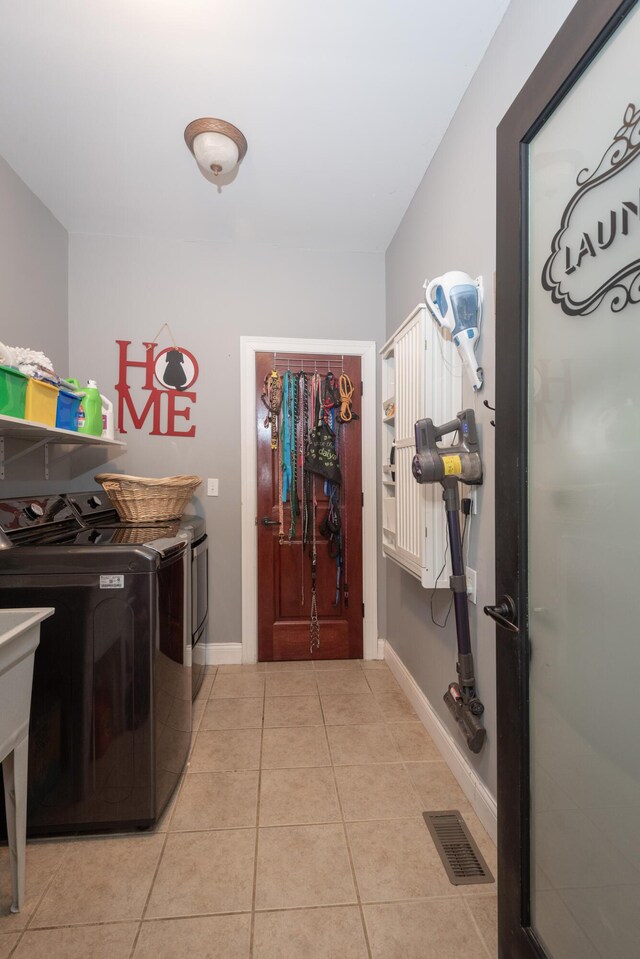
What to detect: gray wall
<box><xmin>0</xmin><ymin>155</ymin><xmax>68</xmax><ymax>372</ymax></box>
<box><xmin>384</xmin><ymin>0</ymin><xmax>578</xmax><ymax>797</ymax></box>
<box><xmin>0</xmin><ymin>154</ymin><xmax>69</xmax><ymax>490</ymax></box>
<box><xmin>68</xmin><ymin>234</ymin><xmax>385</xmax><ymax>647</ymax></box>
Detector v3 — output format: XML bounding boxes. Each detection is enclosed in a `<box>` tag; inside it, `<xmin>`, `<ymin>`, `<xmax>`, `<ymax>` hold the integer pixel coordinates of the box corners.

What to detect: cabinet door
<box><xmin>381</xmin><ymin>303</ymin><xmax>462</xmax><ymax>586</ymax></box>
<box><xmin>394</xmin><ymin>309</ymin><xmax>426</xmax><ymax>573</ymax></box>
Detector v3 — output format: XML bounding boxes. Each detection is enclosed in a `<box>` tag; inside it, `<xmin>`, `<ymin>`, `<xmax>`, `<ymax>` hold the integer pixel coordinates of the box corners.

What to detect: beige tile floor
<box><xmin>0</xmin><ymin>661</ymin><xmax>497</xmax><ymax>958</ymax></box>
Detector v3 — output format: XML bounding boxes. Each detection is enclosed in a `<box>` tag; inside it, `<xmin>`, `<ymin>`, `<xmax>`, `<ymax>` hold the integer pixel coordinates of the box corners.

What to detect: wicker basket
<box><xmin>94</xmin><ymin>473</ymin><xmax>202</xmax><ymax>522</ymax></box>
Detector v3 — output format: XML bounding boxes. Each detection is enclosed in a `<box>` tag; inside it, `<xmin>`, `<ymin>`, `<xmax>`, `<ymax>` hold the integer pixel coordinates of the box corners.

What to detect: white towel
<box><xmin>0</xmin><ymin>342</ymin><xmax>17</xmax><ymax>368</ymax></box>
<box><xmin>8</xmin><ymin>346</ymin><xmax>55</xmax><ymax>378</ymax></box>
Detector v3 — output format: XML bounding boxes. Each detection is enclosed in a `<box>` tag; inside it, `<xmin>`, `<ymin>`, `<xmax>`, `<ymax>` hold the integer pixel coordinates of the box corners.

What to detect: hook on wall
<box><xmin>483</xmin><ymin>399</ymin><xmax>495</xmax><ymax>428</ymax></box>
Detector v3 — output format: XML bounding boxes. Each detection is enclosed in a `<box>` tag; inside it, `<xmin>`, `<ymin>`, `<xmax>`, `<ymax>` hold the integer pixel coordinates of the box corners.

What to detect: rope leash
<box><xmin>339</xmin><ymin>372</ymin><xmax>355</xmax><ymax>422</ymax></box>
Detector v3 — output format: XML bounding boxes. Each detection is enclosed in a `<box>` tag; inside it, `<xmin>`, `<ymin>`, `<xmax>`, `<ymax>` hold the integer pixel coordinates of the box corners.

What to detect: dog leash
<box><xmin>262</xmin><ymin>369</ymin><xmax>283</xmax><ymax>449</ymax></box>
<box><xmin>339</xmin><ymin>372</ymin><xmax>355</xmax><ymax>422</ymax></box>
<box><xmin>341</xmin><ymin>421</ymin><xmax>349</xmax><ymax>609</ymax></box>
<box><xmin>310</xmin><ymin>472</ymin><xmax>320</xmax><ymax>653</ymax></box>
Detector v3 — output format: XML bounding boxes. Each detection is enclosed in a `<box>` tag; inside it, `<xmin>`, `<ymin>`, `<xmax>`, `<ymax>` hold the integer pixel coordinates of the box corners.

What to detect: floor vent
<box><xmin>423</xmin><ymin>810</ymin><xmax>495</xmax><ymax>885</ymax></box>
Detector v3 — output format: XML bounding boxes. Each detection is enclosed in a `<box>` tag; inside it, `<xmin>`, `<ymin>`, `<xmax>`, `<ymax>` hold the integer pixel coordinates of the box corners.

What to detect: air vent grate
<box><xmin>423</xmin><ymin>810</ymin><xmax>495</xmax><ymax>885</ymax></box>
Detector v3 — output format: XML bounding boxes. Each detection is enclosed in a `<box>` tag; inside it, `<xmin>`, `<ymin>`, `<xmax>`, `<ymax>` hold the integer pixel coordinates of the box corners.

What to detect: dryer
<box><xmin>0</xmin><ymin>495</ymin><xmax>190</xmax><ymax>836</ymax></box>
<box><xmin>65</xmin><ymin>491</ymin><xmax>209</xmax><ymax>698</ymax></box>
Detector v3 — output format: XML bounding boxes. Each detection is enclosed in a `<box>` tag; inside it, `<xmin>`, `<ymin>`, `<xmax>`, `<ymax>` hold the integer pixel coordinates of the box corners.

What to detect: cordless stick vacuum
<box><xmin>412</xmin><ymin>410</ymin><xmax>486</xmax><ymax>753</ymax></box>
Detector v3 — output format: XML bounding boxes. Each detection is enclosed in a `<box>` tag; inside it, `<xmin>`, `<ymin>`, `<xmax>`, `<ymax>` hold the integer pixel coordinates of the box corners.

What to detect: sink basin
<box><xmin>0</xmin><ymin>607</ymin><xmax>54</xmax><ymax>913</ymax></box>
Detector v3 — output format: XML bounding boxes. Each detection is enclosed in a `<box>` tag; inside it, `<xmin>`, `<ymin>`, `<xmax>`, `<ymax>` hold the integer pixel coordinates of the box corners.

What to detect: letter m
<box><xmin>117</xmin><ymin>387</ymin><xmax>162</xmax><ymax>434</ymax></box>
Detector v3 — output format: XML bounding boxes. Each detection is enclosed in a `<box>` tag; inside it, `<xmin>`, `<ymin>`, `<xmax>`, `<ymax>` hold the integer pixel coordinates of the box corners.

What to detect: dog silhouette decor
<box><xmin>163</xmin><ymin>349</ymin><xmax>188</xmax><ymax>391</ymax></box>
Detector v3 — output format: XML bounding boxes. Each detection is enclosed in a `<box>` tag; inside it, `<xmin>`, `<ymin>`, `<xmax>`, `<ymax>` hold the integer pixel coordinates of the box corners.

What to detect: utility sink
<box><xmin>0</xmin><ymin>607</ymin><xmax>54</xmax><ymax>913</ymax></box>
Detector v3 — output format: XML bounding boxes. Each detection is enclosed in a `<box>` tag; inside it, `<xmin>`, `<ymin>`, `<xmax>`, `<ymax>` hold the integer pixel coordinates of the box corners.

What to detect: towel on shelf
<box><xmin>0</xmin><ymin>342</ymin><xmax>17</xmax><ymax>368</ymax></box>
<box><xmin>8</xmin><ymin>346</ymin><xmax>56</xmax><ymax>380</ymax></box>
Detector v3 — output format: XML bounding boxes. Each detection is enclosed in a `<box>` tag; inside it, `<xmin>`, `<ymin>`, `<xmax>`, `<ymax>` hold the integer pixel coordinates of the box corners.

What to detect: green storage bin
<box><xmin>0</xmin><ymin>365</ymin><xmax>28</xmax><ymax>419</ymax></box>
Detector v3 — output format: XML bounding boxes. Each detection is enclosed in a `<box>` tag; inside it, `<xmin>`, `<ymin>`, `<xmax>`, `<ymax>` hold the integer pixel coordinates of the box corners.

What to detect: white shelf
<box><xmin>0</xmin><ymin>413</ymin><xmax>126</xmax><ymax>448</ymax></box>
<box><xmin>0</xmin><ymin>413</ymin><xmax>126</xmax><ymax>479</ymax></box>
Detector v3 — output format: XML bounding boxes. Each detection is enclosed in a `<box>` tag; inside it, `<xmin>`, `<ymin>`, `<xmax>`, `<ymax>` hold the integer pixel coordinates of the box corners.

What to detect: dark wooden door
<box><xmin>495</xmin><ymin>1</ymin><xmax>639</xmax><ymax>956</ymax></box>
<box><xmin>256</xmin><ymin>351</ymin><xmax>363</xmax><ymax>661</ymax></box>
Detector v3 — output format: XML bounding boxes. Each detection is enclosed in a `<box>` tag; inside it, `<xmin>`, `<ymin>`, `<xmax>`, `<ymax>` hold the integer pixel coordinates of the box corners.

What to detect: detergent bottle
<box><xmin>68</xmin><ymin>379</ymin><xmax>103</xmax><ymax>436</ymax></box>
<box><xmin>101</xmin><ymin>393</ymin><xmax>115</xmax><ymax>440</ymax></box>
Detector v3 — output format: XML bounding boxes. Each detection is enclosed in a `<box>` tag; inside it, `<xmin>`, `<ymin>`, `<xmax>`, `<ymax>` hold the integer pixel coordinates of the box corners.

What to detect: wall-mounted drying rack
<box><xmin>0</xmin><ymin>413</ymin><xmax>126</xmax><ymax>480</ymax></box>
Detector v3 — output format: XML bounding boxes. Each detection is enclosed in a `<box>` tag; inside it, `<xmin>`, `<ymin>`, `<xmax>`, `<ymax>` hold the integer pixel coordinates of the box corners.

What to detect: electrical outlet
<box><xmin>207</xmin><ymin>478</ymin><xmax>219</xmax><ymax>497</ymax></box>
<box><xmin>466</xmin><ymin>566</ymin><xmax>477</xmax><ymax>605</ymax></box>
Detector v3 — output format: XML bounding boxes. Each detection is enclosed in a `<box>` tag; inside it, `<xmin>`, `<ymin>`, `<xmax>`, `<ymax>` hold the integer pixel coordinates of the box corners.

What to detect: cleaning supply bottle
<box><xmin>68</xmin><ymin>379</ymin><xmax>103</xmax><ymax>436</ymax></box>
<box><xmin>101</xmin><ymin>393</ymin><xmax>114</xmax><ymax>440</ymax></box>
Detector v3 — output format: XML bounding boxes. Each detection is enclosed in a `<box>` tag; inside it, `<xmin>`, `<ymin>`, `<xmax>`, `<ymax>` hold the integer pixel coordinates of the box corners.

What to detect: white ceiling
<box><xmin>0</xmin><ymin>0</ymin><xmax>509</xmax><ymax>252</ymax></box>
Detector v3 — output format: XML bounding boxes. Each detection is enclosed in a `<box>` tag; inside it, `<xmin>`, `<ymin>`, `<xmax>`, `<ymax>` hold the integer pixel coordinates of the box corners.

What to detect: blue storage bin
<box><xmin>56</xmin><ymin>388</ymin><xmax>82</xmax><ymax>431</ymax></box>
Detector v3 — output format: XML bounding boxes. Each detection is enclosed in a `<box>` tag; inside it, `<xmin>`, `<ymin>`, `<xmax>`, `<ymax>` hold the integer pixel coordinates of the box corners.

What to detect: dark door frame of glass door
<box><xmin>495</xmin><ymin>0</ymin><xmax>638</xmax><ymax>956</ymax></box>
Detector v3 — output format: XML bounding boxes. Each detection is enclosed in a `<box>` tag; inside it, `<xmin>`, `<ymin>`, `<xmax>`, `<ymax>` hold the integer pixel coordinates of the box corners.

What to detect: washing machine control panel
<box><xmin>0</xmin><ymin>496</ymin><xmax>77</xmax><ymax>534</ymax></box>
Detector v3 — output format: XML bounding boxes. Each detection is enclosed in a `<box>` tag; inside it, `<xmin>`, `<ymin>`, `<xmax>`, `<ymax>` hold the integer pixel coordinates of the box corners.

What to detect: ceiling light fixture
<box><xmin>184</xmin><ymin>118</ymin><xmax>248</xmax><ymax>180</ymax></box>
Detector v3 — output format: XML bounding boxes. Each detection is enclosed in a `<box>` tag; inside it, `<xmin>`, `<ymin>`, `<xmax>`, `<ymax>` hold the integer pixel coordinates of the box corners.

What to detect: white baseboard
<box><xmin>210</xmin><ymin>640</ymin><xmax>383</xmax><ymax>666</ymax></box>
<box><xmin>206</xmin><ymin>642</ymin><xmax>243</xmax><ymax>665</ymax></box>
<box><xmin>384</xmin><ymin>641</ymin><xmax>497</xmax><ymax>845</ymax></box>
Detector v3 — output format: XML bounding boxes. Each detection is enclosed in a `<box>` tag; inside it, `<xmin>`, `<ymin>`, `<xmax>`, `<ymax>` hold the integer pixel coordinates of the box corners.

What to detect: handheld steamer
<box><xmin>424</xmin><ymin>271</ymin><xmax>484</xmax><ymax>392</ymax></box>
<box><xmin>412</xmin><ymin>409</ymin><xmax>486</xmax><ymax>753</ymax></box>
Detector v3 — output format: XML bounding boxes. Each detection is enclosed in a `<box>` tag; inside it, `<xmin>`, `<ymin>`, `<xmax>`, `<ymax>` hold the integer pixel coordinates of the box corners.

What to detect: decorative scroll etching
<box><xmin>542</xmin><ymin>103</ymin><xmax>640</xmax><ymax>315</ymax></box>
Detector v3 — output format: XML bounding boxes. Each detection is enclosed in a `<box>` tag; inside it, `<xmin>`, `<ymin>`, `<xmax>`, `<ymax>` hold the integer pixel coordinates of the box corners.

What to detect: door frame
<box><xmin>240</xmin><ymin>335</ymin><xmax>378</xmax><ymax>663</ymax></box>
<box><xmin>495</xmin><ymin>0</ymin><xmax>638</xmax><ymax>955</ymax></box>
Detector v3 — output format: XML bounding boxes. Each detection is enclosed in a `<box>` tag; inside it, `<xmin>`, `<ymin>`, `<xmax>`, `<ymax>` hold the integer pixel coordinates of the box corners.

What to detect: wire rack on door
<box><xmin>271</xmin><ymin>353</ymin><xmax>350</xmax><ymax>373</ymax></box>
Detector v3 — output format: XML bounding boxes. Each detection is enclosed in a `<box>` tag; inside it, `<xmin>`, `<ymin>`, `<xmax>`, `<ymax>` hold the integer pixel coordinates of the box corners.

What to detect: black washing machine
<box><xmin>0</xmin><ymin>495</ymin><xmax>190</xmax><ymax>836</ymax></box>
<box><xmin>65</xmin><ymin>490</ymin><xmax>209</xmax><ymax>699</ymax></box>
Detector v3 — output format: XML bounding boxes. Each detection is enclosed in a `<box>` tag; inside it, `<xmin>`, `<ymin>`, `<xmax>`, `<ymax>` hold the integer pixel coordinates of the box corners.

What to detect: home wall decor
<box><xmin>115</xmin><ymin>332</ymin><xmax>199</xmax><ymax>437</ymax></box>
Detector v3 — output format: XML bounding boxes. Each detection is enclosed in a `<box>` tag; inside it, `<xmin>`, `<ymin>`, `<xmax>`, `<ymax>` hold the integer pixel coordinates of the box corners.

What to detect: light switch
<box><xmin>207</xmin><ymin>478</ymin><xmax>219</xmax><ymax>497</ymax></box>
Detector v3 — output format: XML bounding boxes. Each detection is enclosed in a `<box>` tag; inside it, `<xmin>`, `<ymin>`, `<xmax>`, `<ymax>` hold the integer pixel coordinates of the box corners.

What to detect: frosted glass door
<box><xmin>528</xmin><ymin>5</ymin><xmax>640</xmax><ymax>957</ymax></box>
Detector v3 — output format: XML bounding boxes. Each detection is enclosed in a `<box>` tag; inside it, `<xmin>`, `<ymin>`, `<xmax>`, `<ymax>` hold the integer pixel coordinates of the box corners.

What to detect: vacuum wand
<box><xmin>412</xmin><ymin>410</ymin><xmax>486</xmax><ymax>754</ymax></box>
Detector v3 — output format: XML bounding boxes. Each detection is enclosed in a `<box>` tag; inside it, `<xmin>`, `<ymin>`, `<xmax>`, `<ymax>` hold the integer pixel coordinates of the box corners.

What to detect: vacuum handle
<box><xmin>483</xmin><ymin>596</ymin><xmax>519</xmax><ymax>634</ymax></box>
<box><xmin>433</xmin><ymin>416</ymin><xmax>462</xmax><ymax>440</ymax></box>
<box><xmin>424</xmin><ymin>278</ymin><xmax>445</xmax><ymax>326</ymax></box>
